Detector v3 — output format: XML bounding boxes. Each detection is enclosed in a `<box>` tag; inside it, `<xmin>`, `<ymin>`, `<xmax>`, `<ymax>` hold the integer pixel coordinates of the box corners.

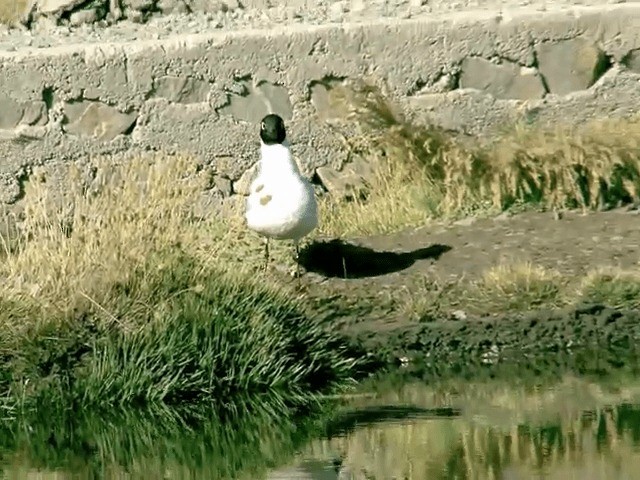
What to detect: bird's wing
<box><xmin>247</xmin><ymin>179</ymin><xmax>276</xmax><ymax>211</ymax></box>
<box><xmin>249</xmin><ymin>174</ymin><xmax>268</xmax><ymax>195</ymax></box>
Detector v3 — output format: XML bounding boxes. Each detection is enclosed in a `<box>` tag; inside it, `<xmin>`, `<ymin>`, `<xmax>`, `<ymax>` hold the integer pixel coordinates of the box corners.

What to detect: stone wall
<box><xmin>1</xmin><ymin>3</ymin><xmax>640</xmax><ymax>207</ymax></box>
<box><xmin>3</xmin><ymin>0</ymin><xmax>288</xmax><ymax>26</ymax></box>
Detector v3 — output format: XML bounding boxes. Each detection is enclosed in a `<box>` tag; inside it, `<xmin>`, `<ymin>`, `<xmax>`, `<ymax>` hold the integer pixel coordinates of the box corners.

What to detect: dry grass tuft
<box><xmin>0</xmin><ymin>155</ymin><xmax>210</xmax><ymax>318</ymax></box>
<box><xmin>319</xmin><ymin>160</ymin><xmax>433</xmax><ymax>237</ymax></box>
<box><xmin>317</xmin><ymin>81</ymin><xmax>449</xmax><ymax>237</ymax></box>
<box><xmin>487</xmin><ymin>119</ymin><xmax>640</xmax><ymax>211</ymax></box>
<box><xmin>0</xmin><ymin>154</ymin><xmax>359</xmax><ymax>412</ymax></box>
<box><xmin>577</xmin><ymin>267</ymin><xmax>640</xmax><ymax>309</ymax></box>
<box><xmin>0</xmin><ymin>154</ymin><xmax>293</xmax><ymax>334</ymax></box>
<box><xmin>0</xmin><ymin>0</ymin><xmax>30</xmax><ymax>24</ymax></box>
<box><xmin>321</xmin><ymin>80</ymin><xmax>640</xmax><ymax>236</ymax></box>
<box><xmin>466</xmin><ymin>262</ymin><xmax>565</xmax><ymax>313</ymax></box>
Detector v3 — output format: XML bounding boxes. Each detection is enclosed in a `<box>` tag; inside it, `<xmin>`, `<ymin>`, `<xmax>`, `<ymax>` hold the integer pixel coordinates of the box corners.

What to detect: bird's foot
<box><xmin>288</xmin><ymin>265</ymin><xmax>303</xmax><ymax>278</ymax></box>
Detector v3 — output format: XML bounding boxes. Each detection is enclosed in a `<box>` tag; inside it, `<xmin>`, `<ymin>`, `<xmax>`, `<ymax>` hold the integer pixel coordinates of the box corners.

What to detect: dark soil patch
<box><xmin>369</xmin><ymin>303</ymin><xmax>640</xmax><ymax>364</ymax></box>
<box><xmin>293</xmin><ymin>208</ymin><xmax>640</xmax><ymax>371</ymax></box>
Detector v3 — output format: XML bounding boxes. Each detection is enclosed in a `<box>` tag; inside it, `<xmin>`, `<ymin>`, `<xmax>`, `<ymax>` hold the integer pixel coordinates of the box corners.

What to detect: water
<box><xmin>298</xmin><ymin>375</ymin><xmax>640</xmax><ymax>480</ymax></box>
<box><xmin>3</xmin><ymin>374</ymin><xmax>640</xmax><ymax>479</ymax></box>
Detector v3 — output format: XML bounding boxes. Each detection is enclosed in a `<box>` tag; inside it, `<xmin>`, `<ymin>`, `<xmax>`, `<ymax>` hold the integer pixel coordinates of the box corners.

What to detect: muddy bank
<box><xmin>339</xmin><ymin>303</ymin><xmax>640</xmax><ymax>380</ymax></box>
<box><xmin>289</xmin><ymin>209</ymin><xmax>640</xmax><ymax>379</ymax></box>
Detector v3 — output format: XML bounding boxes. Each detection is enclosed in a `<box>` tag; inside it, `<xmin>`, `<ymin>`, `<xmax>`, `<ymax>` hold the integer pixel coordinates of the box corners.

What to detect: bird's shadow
<box><xmin>298</xmin><ymin>239</ymin><xmax>452</xmax><ymax>279</ymax></box>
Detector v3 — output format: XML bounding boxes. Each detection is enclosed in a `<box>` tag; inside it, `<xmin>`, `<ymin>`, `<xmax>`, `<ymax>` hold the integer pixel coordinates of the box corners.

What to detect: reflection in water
<box><xmin>0</xmin><ymin>402</ymin><xmax>326</xmax><ymax>479</ymax></box>
<box><xmin>302</xmin><ymin>377</ymin><xmax>640</xmax><ymax>479</ymax></box>
<box><xmin>3</xmin><ymin>377</ymin><xmax>640</xmax><ymax>479</ymax></box>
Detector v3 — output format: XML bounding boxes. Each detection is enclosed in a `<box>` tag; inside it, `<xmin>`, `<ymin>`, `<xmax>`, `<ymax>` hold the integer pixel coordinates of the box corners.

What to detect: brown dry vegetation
<box><xmin>386</xmin><ymin>260</ymin><xmax>640</xmax><ymax>324</ymax></box>
<box><xmin>0</xmin><ymin>156</ymin><xmax>357</xmax><ymax>414</ymax></box>
<box><xmin>0</xmin><ymin>156</ymin><xmax>227</xmax><ymax>328</ymax></box>
<box><xmin>311</xmin><ymin>80</ymin><xmax>640</xmax><ymax>318</ymax></box>
<box><xmin>319</xmin><ymin>80</ymin><xmax>640</xmax><ymax>237</ymax></box>
<box><xmin>0</xmin><ymin>0</ymin><xmax>29</xmax><ymax>24</ymax></box>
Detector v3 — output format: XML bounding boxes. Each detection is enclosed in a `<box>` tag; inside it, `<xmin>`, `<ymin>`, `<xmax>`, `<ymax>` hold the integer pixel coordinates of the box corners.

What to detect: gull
<box><xmin>245</xmin><ymin>114</ymin><xmax>318</xmax><ymax>278</ymax></box>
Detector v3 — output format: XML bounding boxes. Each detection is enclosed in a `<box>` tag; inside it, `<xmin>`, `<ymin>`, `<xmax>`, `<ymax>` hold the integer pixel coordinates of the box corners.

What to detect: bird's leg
<box><xmin>294</xmin><ymin>241</ymin><xmax>301</xmax><ymax>279</ymax></box>
<box><xmin>263</xmin><ymin>237</ymin><xmax>270</xmax><ymax>271</ymax></box>
<box><xmin>109</xmin><ymin>0</ymin><xmax>123</xmax><ymax>20</ymax></box>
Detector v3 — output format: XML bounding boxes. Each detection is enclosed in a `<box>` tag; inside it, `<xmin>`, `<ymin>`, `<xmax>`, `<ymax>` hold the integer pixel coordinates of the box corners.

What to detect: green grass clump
<box><xmin>1</xmin><ymin>255</ymin><xmax>358</xmax><ymax>414</ymax></box>
<box><xmin>75</xmin><ymin>254</ymin><xmax>356</xmax><ymax>411</ymax></box>
<box><xmin>0</xmin><ymin>155</ymin><xmax>361</xmax><ymax>415</ymax></box>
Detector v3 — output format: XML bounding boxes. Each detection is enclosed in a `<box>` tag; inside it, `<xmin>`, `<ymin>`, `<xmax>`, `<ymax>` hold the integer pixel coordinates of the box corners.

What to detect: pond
<box><xmin>3</xmin><ymin>370</ymin><xmax>640</xmax><ymax>479</ymax></box>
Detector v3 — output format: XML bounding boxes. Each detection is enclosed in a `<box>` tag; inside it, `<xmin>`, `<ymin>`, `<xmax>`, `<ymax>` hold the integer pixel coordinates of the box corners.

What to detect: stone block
<box><xmin>213</xmin><ymin>176</ymin><xmax>233</xmax><ymax>196</ymax></box>
<box><xmin>316</xmin><ymin>165</ymin><xmax>364</xmax><ymax>200</ymax></box>
<box><xmin>459</xmin><ymin>57</ymin><xmax>546</xmax><ymax>100</ymax></box>
<box><xmin>152</xmin><ymin>76</ymin><xmax>211</xmax><ymax>104</ymax></box>
<box><xmin>536</xmin><ymin>38</ymin><xmax>609</xmax><ymax>95</ymax></box>
<box><xmin>624</xmin><ymin>49</ymin><xmax>640</xmax><ymax>73</ymax></box>
<box><xmin>233</xmin><ymin>162</ymin><xmax>259</xmax><ymax>195</ymax></box>
<box><xmin>0</xmin><ymin>0</ymin><xmax>35</xmax><ymax>24</ymax></box>
<box><xmin>316</xmin><ymin>156</ymin><xmax>380</xmax><ymax>200</ymax></box>
<box><xmin>156</xmin><ymin>0</ymin><xmax>189</xmax><ymax>14</ymax></box>
<box><xmin>0</xmin><ymin>98</ymin><xmax>27</xmax><ymax>129</ymax></box>
<box><xmin>124</xmin><ymin>0</ymin><xmax>156</xmax><ymax>11</ymax></box>
<box><xmin>21</xmin><ymin>101</ymin><xmax>48</xmax><ymax>126</ymax></box>
<box><xmin>190</xmin><ymin>0</ymin><xmax>241</xmax><ymax>12</ymax></box>
<box><xmin>0</xmin><ymin>99</ymin><xmax>47</xmax><ymax>129</ymax></box>
<box><xmin>69</xmin><ymin>8</ymin><xmax>98</xmax><ymax>26</ymax></box>
<box><xmin>64</xmin><ymin>101</ymin><xmax>137</xmax><ymax>141</ymax></box>
<box><xmin>310</xmin><ymin>83</ymin><xmax>332</xmax><ymax>118</ymax></box>
<box><xmin>309</xmin><ymin>78</ymin><xmax>351</xmax><ymax>119</ymax></box>
<box><xmin>38</xmin><ymin>0</ymin><xmax>86</xmax><ymax>15</ymax></box>
<box><xmin>218</xmin><ymin>80</ymin><xmax>293</xmax><ymax>123</ymax></box>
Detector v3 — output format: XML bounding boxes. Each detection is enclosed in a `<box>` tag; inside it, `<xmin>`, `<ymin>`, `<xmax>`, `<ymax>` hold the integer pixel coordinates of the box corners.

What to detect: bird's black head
<box><xmin>259</xmin><ymin>114</ymin><xmax>286</xmax><ymax>145</ymax></box>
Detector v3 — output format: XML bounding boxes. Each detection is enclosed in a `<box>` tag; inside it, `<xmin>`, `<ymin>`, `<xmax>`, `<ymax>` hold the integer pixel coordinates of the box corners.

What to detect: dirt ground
<box><xmin>289</xmin><ymin>207</ymin><xmax>640</xmax><ymax>371</ymax></box>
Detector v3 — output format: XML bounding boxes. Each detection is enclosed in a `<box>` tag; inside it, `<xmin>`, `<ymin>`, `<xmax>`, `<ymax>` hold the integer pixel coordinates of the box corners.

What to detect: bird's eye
<box><xmin>261</xmin><ymin>121</ymin><xmax>266</xmax><ymax>130</ymax></box>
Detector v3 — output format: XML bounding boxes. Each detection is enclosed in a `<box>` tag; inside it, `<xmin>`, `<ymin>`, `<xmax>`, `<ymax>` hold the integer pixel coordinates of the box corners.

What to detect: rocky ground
<box><xmin>0</xmin><ymin>0</ymin><xmax>629</xmax><ymax>51</ymax></box>
<box><xmin>285</xmin><ymin>207</ymin><xmax>640</xmax><ymax>374</ymax></box>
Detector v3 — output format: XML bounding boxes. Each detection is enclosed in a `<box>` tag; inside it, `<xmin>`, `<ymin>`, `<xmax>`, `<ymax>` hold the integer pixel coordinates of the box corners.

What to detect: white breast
<box><xmin>245</xmin><ymin>142</ymin><xmax>318</xmax><ymax>241</ymax></box>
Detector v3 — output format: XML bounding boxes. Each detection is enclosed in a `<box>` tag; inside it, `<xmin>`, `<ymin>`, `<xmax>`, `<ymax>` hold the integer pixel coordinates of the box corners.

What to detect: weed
<box><xmin>320</xmin><ymin>80</ymin><xmax>640</xmax><ymax>237</ymax></box>
<box><xmin>0</xmin><ymin>155</ymin><xmax>361</xmax><ymax>413</ymax></box>
<box><xmin>578</xmin><ymin>268</ymin><xmax>640</xmax><ymax>310</ymax></box>
<box><xmin>380</xmin><ymin>262</ymin><xmax>566</xmax><ymax>319</ymax></box>
<box><xmin>0</xmin><ymin>0</ymin><xmax>30</xmax><ymax>24</ymax></box>
<box><xmin>319</xmin><ymin>161</ymin><xmax>433</xmax><ymax>237</ymax></box>
<box><xmin>393</xmin><ymin>277</ymin><xmax>459</xmax><ymax>323</ymax></box>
